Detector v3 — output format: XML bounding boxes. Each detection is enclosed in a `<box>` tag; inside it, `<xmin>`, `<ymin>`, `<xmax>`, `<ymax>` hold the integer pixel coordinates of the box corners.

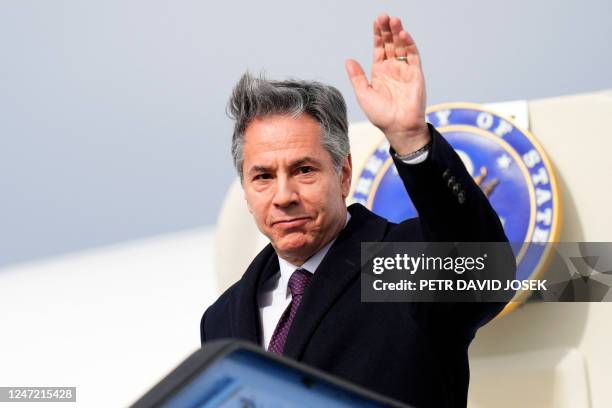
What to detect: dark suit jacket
<box><xmin>200</xmin><ymin>125</ymin><xmax>510</xmax><ymax>408</ymax></box>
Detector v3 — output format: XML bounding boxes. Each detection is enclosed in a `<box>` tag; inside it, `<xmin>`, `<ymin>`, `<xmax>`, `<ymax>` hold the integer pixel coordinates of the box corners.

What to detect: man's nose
<box><xmin>272</xmin><ymin>177</ymin><xmax>299</xmax><ymax>208</ymax></box>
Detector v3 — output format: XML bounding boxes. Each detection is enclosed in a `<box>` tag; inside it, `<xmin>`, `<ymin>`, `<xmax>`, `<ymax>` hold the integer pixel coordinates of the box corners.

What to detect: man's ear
<box><xmin>341</xmin><ymin>154</ymin><xmax>353</xmax><ymax>199</ymax></box>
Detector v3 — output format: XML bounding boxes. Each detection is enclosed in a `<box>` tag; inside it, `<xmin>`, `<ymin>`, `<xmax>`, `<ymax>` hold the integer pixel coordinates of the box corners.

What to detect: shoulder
<box><xmin>200</xmin><ymin>243</ymin><xmax>277</xmax><ymax>343</ymax></box>
<box><xmin>388</xmin><ymin>216</ymin><xmax>423</xmax><ymax>241</ymax></box>
<box><xmin>205</xmin><ymin>280</ymin><xmax>241</xmax><ymax>317</ymax></box>
<box><xmin>200</xmin><ymin>280</ymin><xmax>241</xmax><ymax>343</ymax></box>
<box><xmin>347</xmin><ymin>202</ymin><xmax>423</xmax><ymax>241</ymax></box>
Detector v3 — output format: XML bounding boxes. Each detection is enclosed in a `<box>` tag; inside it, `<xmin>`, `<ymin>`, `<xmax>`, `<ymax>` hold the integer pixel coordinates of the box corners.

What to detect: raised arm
<box><xmin>348</xmin><ymin>14</ymin><xmax>514</xmax><ymax>335</ymax></box>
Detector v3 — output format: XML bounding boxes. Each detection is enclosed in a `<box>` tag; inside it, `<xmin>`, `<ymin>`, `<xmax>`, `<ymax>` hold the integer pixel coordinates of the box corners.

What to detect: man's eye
<box><xmin>298</xmin><ymin>166</ymin><xmax>314</xmax><ymax>174</ymax></box>
<box><xmin>254</xmin><ymin>173</ymin><xmax>272</xmax><ymax>180</ymax></box>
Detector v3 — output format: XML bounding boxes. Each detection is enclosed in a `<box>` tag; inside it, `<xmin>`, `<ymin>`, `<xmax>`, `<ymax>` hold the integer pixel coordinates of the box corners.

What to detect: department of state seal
<box><xmin>351</xmin><ymin>103</ymin><xmax>562</xmax><ymax>315</ymax></box>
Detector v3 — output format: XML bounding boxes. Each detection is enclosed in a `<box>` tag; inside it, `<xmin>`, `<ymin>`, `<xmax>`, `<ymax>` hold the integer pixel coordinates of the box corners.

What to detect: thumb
<box><xmin>345</xmin><ymin>59</ymin><xmax>369</xmax><ymax>93</ymax></box>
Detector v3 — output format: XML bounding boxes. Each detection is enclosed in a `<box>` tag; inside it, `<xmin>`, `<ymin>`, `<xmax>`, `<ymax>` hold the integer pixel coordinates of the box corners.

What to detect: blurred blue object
<box><xmin>132</xmin><ymin>340</ymin><xmax>409</xmax><ymax>408</ymax></box>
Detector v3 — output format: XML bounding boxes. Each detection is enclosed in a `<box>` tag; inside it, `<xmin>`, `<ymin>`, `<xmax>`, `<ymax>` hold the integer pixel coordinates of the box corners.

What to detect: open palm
<box><xmin>346</xmin><ymin>14</ymin><xmax>429</xmax><ymax>154</ymax></box>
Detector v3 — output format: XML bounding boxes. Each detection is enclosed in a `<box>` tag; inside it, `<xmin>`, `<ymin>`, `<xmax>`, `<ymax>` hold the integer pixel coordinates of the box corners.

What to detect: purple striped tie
<box><xmin>267</xmin><ymin>268</ymin><xmax>313</xmax><ymax>354</ymax></box>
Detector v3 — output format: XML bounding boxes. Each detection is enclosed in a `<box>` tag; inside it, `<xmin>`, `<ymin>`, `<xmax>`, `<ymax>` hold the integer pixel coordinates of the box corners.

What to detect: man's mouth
<box><xmin>272</xmin><ymin>217</ymin><xmax>310</xmax><ymax>229</ymax></box>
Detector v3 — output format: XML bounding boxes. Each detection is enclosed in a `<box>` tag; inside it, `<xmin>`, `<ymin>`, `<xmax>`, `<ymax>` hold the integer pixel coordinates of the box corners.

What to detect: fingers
<box><xmin>390</xmin><ymin>17</ymin><xmax>406</xmax><ymax>57</ymax></box>
<box><xmin>373</xmin><ymin>20</ymin><xmax>384</xmax><ymax>63</ymax></box>
<box><xmin>400</xmin><ymin>30</ymin><xmax>421</xmax><ymax>66</ymax></box>
<box><xmin>376</xmin><ymin>14</ymin><xmax>421</xmax><ymax>65</ymax></box>
<box><xmin>345</xmin><ymin>59</ymin><xmax>369</xmax><ymax>93</ymax></box>
<box><xmin>377</xmin><ymin>14</ymin><xmax>395</xmax><ymax>60</ymax></box>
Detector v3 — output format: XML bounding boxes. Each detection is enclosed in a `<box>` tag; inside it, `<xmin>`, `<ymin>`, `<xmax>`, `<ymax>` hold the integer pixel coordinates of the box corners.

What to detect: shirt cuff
<box><xmin>400</xmin><ymin>150</ymin><xmax>429</xmax><ymax>165</ymax></box>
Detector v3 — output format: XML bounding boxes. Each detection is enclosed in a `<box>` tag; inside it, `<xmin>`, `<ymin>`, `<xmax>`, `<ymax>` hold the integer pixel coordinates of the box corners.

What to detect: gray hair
<box><xmin>228</xmin><ymin>72</ymin><xmax>350</xmax><ymax>181</ymax></box>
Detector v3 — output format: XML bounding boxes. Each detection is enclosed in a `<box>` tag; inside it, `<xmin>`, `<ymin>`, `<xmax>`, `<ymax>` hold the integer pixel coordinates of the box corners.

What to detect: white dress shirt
<box><xmin>256</xmin><ymin>150</ymin><xmax>428</xmax><ymax>348</ymax></box>
<box><xmin>258</xmin><ymin>212</ymin><xmax>351</xmax><ymax>348</ymax></box>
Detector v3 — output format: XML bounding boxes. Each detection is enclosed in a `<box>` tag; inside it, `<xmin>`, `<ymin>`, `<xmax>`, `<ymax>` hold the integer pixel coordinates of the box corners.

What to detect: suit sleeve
<box><xmin>391</xmin><ymin>123</ymin><xmax>515</xmax><ymax>339</ymax></box>
<box><xmin>391</xmin><ymin>123</ymin><xmax>507</xmax><ymax>243</ymax></box>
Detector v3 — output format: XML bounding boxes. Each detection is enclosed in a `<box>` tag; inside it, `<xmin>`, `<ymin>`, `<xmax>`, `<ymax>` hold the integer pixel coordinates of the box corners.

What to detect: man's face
<box><xmin>242</xmin><ymin>114</ymin><xmax>352</xmax><ymax>265</ymax></box>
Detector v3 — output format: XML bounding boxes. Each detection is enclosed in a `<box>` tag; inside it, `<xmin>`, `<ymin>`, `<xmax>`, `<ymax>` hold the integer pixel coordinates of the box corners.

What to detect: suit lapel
<box><xmin>282</xmin><ymin>204</ymin><xmax>388</xmax><ymax>360</ymax></box>
<box><xmin>231</xmin><ymin>244</ymin><xmax>278</xmax><ymax>345</ymax></box>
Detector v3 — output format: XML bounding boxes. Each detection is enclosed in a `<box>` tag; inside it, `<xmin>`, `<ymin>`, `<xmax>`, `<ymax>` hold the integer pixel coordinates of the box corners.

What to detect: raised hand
<box><xmin>346</xmin><ymin>14</ymin><xmax>430</xmax><ymax>155</ymax></box>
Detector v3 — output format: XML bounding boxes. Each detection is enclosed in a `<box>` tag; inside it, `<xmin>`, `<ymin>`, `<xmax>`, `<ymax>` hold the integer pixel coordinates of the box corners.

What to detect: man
<box><xmin>201</xmin><ymin>14</ymin><xmax>509</xmax><ymax>408</ymax></box>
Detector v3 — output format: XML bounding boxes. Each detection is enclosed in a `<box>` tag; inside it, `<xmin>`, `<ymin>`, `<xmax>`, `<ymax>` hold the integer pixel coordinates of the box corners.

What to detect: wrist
<box><xmin>394</xmin><ymin>140</ymin><xmax>431</xmax><ymax>161</ymax></box>
<box><xmin>385</xmin><ymin>124</ymin><xmax>431</xmax><ymax>156</ymax></box>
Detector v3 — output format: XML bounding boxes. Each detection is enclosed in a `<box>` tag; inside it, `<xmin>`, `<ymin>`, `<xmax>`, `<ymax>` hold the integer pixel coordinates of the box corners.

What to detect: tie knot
<box><xmin>288</xmin><ymin>268</ymin><xmax>313</xmax><ymax>296</ymax></box>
